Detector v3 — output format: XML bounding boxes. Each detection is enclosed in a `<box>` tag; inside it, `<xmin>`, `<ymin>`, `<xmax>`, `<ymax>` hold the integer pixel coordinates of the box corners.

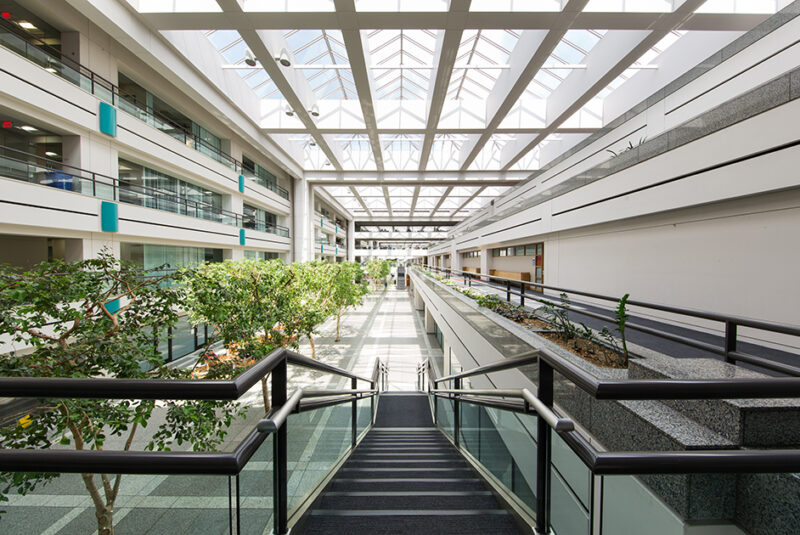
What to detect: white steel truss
<box><xmin>120</xmin><ymin>0</ymin><xmax>782</xmax><ymax>221</ymax></box>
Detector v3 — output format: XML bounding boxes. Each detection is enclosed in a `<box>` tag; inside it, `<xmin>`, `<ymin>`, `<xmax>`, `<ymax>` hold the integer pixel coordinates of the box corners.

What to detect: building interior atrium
<box><xmin>0</xmin><ymin>0</ymin><xmax>799</xmax><ymax>534</ymax></box>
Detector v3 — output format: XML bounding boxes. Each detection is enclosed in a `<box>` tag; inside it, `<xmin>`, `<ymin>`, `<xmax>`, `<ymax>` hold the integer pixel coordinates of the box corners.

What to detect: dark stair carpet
<box><xmin>297</xmin><ymin>393</ymin><xmax>521</xmax><ymax>535</ymax></box>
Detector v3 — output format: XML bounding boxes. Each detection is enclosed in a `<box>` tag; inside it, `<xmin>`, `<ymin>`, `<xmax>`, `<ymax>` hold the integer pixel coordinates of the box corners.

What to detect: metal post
<box><xmin>371</xmin><ymin>380</ymin><xmax>376</xmax><ymax>424</ymax></box>
<box><xmin>351</xmin><ymin>377</ymin><xmax>358</xmax><ymax>446</ymax></box>
<box><xmin>725</xmin><ymin>321</ymin><xmax>737</xmax><ymax>365</ymax></box>
<box><xmin>506</xmin><ymin>280</ymin><xmax>511</xmax><ymax>303</ymax></box>
<box><xmin>536</xmin><ymin>359</ymin><xmax>554</xmax><ymax>535</ymax></box>
<box><xmin>454</xmin><ymin>377</ymin><xmax>461</xmax><ymax>448</ymax></box>
<box><xmin>521</xmin><ymin>283</ymin><xmax>526</xmax><ymax>307</ymax></box>
<box><xmin>272</xmin><ymin>359</ymin><xmax>288</xmax><ymax>535</ymax></box>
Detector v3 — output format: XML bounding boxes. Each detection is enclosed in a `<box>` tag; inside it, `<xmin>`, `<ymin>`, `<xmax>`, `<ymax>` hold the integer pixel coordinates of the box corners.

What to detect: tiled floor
<box><xmin>0</xmin><ymin>285</ymin><xmax>437</xmax><ymax>534</ymax></box>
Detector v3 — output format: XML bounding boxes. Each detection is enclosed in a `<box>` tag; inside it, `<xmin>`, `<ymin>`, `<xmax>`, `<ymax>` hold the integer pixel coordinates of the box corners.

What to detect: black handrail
<box><xmin>0</xmin><ymin>16</ymin><xmax>290</xmax><ymax>200</ymax></box>
<box><xmin>417</xmin><ymin>344</ymin><xmax>800</xmax><ymax>535</ymax></box>
<box><xmin>418</xmin><ymin>265</ymin><xmax>800</xmax><ymax>376</ymax></box>
<box><xmin>0</xmin><ymin>349</ymin><xmax>384</xmax><ymax>535</ymax></box>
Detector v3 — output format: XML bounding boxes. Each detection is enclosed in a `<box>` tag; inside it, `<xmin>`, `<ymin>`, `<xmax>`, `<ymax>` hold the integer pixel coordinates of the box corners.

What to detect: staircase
<box><xmin>297</xmin><ymin>393</ymin><xmax>521</xmax><ymax>535</ymax></box>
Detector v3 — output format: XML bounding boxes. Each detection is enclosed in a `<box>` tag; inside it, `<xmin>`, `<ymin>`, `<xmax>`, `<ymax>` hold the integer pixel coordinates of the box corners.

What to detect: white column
<box><xmin>347</xmin><ymin>219</ymin><xmax>355</xmax><ymax>262</ymax></box>
<box><xmin>480</xmin><ymin>247</ymin><xmax>490</xmax><ymax>280</ymax></box>
<box><xmin>293</xmin><ymin>176</ymin><xmax>312</xmax><ymax>262</ymax></box>
<box><xmin>451</xmin><ymin>246</ymin><xmax>462</xmax><ymax>272</ymax></box>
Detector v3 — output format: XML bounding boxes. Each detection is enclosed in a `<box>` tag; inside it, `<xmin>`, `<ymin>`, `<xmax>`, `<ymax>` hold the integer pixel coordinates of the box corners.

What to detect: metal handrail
<box><xmin>432</xmin><ymin>388</ymin><xmax>574</xmax><ymax>432</ymax></box>
<box><xmin>434</xmin><ymin>351</ymin><xmax>539</xmax><ymax>384</ymax></box>
<box><xmin>418</xmin><ymin>264</ymin><xmax>800</xmax><ymax>376</ymax></box>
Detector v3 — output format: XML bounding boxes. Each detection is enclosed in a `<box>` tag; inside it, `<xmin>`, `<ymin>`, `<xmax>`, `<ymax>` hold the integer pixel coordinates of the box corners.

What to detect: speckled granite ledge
<box><xmin>630</xmin><ymin>353</ymin><xmax>800</xmax><ymax>447</ymax></box>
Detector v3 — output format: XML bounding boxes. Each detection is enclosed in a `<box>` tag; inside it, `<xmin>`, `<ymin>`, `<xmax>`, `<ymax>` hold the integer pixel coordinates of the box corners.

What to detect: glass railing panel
<box><xmin>357</xmin><ymin>396</ymin><xmax>372</xmax><ymax>438</ymax></box>
<box><xmin>238</xmin><ymin>433</ymin><xmax>274</xmax><ymax>535</ymax></box>
<box><xmin>1</xmin><ymin>471</ymin><xmax>236</xmax><ymax>534</ymax></box>
<box><xmin>286</xmin><ymin>402</ymin><xmax>352</xmax><ymax>513</ymax></box>
<box><xmin>435</xmin><ymin>395</ymin><xmax>454</xmax><ymax>439</ymax></box>
<box><xmin>550</xmin><ymin>466</ymin><xmax>590</xmax><ymax>535</ymax></box>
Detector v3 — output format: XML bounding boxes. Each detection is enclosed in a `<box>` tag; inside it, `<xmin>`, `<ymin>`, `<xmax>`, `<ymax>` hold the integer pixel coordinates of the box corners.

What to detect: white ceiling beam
<box><xmin>453</xmin><ymin>185</ymin><xmax>486</xmax><ymax>214</ymax></box>
<box><xmin>430</xmin><ymin>186</ymin><xmax>454</xmax><ymax>216</ymax></box>
<box><xmin>349</xmin><ymin>186</ymin><xmax>373</xmax><ymax>217</ymax></box>
<box><xmin>214</xmin><ymin>0</ymin><xmax>344</xmax><ymax>170</ymax></box>
<box><xmin>410</xmin><ymin>186</ymin><xmax>421</xmax><ymax>213</ymax></box>
<box><xmin>418</xmin><ymin>0</ymin><xmax>471</xmax><ymax>171</ymax></box>
<box><xmin>501</xmin><ymin>0</ymin><xmax>708</xmax><ymax>170</ymax></box>
<box><xmin>334</xmin><ymin>0</ymin><xmax>384</xmax><ymax>171</ymax></box>
<box><xmin>457</xmin><ymin>0</ymin><xmax>590</xmax><ymax>170</ymax></box>
<box><xmin>264</xmin><ymin>126</ymin><xmax>600</xmax><ymax>134</ymax></box>
<box><xmin>138</xmin><ymin>12</ymin><xmax>770</xmax><ymax>32</ymax></box>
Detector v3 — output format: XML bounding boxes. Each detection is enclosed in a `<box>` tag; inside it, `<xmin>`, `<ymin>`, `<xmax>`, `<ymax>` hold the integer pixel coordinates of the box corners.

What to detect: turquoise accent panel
<box><xmin>100</xmin><ymin>201</ymin><xmax>118</xmax><ymax>232</ymax></box>
<box><xmin>104</xmin><ymin>298</ymin><xmax>120</xmax><ymax>315</ymax></box>
<box><xmin>238</xmin><ymin>175</ymin><xmax>245</xmax><ymax>193</ymax></box>
<box><xmin>98</xmin><ymin>102</ymin><xmax>117</xmax><ymax>137</ymax></box>
<box><xmin>239</xmin><ymin>228</ymin><xmax>246</xmax><ymax>246</ymax></box>
<box><xmin>321</xmin><ymin>245</ymin><xmax>324</xmax><ymax>254</ymax></box>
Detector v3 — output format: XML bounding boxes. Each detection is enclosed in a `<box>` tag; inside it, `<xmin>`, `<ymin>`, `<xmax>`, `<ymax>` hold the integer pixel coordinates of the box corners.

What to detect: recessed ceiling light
<box><xmin>45</xmin><ymin>67</ymin><xmax>57</xmax><ymax>74</ymax></box>
<box><xmin>45</xmin><ymin>151</ymin><xmax>59</xmax><ymax>157</ymax></box>
<box><xmin>18</xmin><ymin>21</ymin><xmax>37</xmax><ymax>30</ymax></box>
<box><xmin>20</xmin><ymin>125</ymin><xmax>38</xmax><ymax>132</ymax></box>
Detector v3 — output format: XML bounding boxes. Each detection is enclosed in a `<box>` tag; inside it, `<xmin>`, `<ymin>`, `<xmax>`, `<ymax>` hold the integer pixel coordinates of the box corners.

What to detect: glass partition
<box><xmin>286</xmin><ymin>403</ymin><xmax>352</xmax><ymax>514</ymax></box>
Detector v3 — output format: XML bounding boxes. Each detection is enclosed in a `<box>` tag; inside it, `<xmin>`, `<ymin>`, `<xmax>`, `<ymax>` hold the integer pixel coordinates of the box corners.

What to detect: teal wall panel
<box><xmin>238</xmin><ymin>175</ymin><xmax>245</xmax><ymax>193</ymax></box>
<box><xmin>239</xmin><ymin>228</ymin><xmax>246</xmax><ymax>246</ymax></box>
<box><xmin>98</xmin><ymin>102</ymin><xmax>117</xmax><ymax>137</ymax></box>
<box><xmin>100</xmin><ymin>201</ymin><xmax>118</xmax><ymax>232</ymax></box>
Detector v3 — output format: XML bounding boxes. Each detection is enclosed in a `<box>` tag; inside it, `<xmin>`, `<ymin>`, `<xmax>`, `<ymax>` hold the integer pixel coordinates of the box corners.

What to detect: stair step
<box><xmin>329</xmin><ymin>478</ymin><xmax>487</xmax><ymax>492</ymax></box>
<box><xmin>325</xmin><ymin>491</ymin><xmax>493</xmax><ymax>497</ymax></box>
<box><xmin>310</xmin><ymin>509</ymin><xmax>509</xmax><ymax>516</ymax></box>
<box><xmin>318</xmin><ymin>494</ymin><xmax>501</xmax><ymax>510</ymax></box>
<box><xmin>302</xmin><ymin>512</ymin><xmax>520</xmax><ymax>535</ymax></box>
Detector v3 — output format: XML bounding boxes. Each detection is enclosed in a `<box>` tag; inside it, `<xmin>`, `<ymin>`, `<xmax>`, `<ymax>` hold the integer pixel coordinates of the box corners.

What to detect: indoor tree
<box><xmin>365</xmin><ymin>259</ymin><xmax>391</xmax><ymax>291</ymax></box>
<box><xmin>181</xmin><ymin>258</ymin><xmax>298</xmax><ymax>411</ymax></box>
<box><xmin>330</xmin><ymin>262</ymin><xmax>369</xmax><ymax>342</ymax></box>
<box><xmin>286</xmin><ymin>261</ymin><xmax>338</xmax><ymax>359</ymax></box>
<box><xmin>0</xmin><ymin>251</ymin><xmax>240</xmax><ymax>535</ymax></box>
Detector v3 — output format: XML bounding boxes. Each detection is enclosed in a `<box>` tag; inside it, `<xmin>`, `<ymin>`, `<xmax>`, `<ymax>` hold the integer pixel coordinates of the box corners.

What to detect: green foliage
<box><xmin>538</xmin><ymin>293</ymin><xmax>579</xmax><ymax>341</ymax></box>
<box><xmin>616</xmin><ymin>293</ymin><xmax>630</xmax><ymax>366</ymax></box>
<box><xmin>0</xmin><ymin>251</ymin><xmax>241</xmax><ymax>532</ymax></box>
<box><xmin>606</xmin><ymin>137</ymin><xmax>646</xmax><ymax>157</ymax></box>
<box><xmin>365</xmin><ymin>259</ymin><xmax>391</xmax><ymax>289</ymax></box>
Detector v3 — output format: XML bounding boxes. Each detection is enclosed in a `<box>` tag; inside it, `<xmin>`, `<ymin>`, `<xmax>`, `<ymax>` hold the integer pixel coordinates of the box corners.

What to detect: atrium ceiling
<box><xmin>125</xmin><ymin>0</ymin><xmax>784</xmax><ymax>223</ymax></box>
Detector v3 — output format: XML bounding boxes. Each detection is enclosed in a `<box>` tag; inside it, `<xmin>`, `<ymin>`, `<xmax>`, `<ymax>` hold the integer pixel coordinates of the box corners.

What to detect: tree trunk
<box><xmin>335</xmin><ymin>312</ymin><xmax>341</xmax><ymax>342</ymax></box>
<box><xmin>96</xmin><ymin>507</ymin><xmax>114</xmax><ymax>535</ymax></box>
<box><xmin>261</xmin><ymin>375</ymin><xmax>271</xmax><ymax>413</ymax></box>
<box><xmin>309</xmin><ymin>334</ymin><xmax>316</xmax><ymax>359</ymax></box>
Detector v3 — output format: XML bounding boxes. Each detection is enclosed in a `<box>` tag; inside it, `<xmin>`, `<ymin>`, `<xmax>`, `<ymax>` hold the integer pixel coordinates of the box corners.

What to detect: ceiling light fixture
<box><xmin>19</xmin><ymin>21</ymin><xmax>36</xmax><ymax>30</ymax></box>
<box><xmin>20</xmin><ymin>125</ymin><xmax>38</xmax><ymax>132</ymax></box>
<box><xmin>45</xmin><ymin>151</ymin><xmax>59</xmax><ymax>157</ymax></box>
<box><xmin>309</xmin><ymin>104</ymin><xmax>320</xmax><ymax>117</ymax></box>
<box><xmin>244</xmin><ymin>49</ymin><xmax>257</xmax><ymax>67</ymax></box>
<box><xmin>309</xmin><ymin>140</ymin><xmax>317</xmax><ymax>147</ymax></box>
<box><xmin>276</xmin><ymin>48</ymin><xmax>291</xmax><ymax>67</ymax></box>
<box><xmin>284</xmin><ymin>106</ymin><xmax>294</xmax><ymax>117</ymax></box>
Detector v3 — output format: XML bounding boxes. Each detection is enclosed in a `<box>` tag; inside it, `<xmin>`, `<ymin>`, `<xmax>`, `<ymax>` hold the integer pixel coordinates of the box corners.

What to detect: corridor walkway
<box><xmin>295</xmin><ymin>284</ymin><xmax>441</xmax><ymax>391</ymax></box>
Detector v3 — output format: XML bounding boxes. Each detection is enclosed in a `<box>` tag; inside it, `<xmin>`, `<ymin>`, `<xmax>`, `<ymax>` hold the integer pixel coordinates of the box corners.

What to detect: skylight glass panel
<box><xmin>243</xmin><ymin>0</ymin><xmax>335</xmax><ymax>11</ymax></box>
<box><xmin>205</xmin><ymin>29</ymin><xmax>283</xmax><ymax>99</ymax></box>
<box><xmin>367</xmin><ymin>29</ymin><xmax>439</xmax><ymax>100</ymax></box>
<box><xmin>584</xmin><ymin>0</ymin><xmax>671</xmax><ymax>11</ymax></box>
<box><xmin>448</xmin><ymin>30</ymin><xmax>521</xmax><ymax>100</ymax></box>
<box><xmin>469</xmin><ymin>134</ymin><xmax>514</xmax><ymax>170</ymax></box>
<box><xmin>339</xmin><ymin>135</ymin><xmax>376</xmax><ymax>170</ymax></box>
<box><xmin>522</xmin><ymin>30</ymin><xmax>604</xmax><ymax>100</ymax></box>
<box><xmin>284</xmin><ymin>30</ymin><xmax>355</xmax><ymax>100</ymax></box>
<box><xmin>695</xmin><ymin>0</ymin><xmax>780</xmax><ymax>13</ymax></box>
<box><xmin>471</xmin><ymin>0</ymin><xmax>562</xmax><ymax>11</ymax></box>
<box><xmin>380</xmin><ymin>134</ymin><xmax>422</xmax><ymax>170</ymax></box>
<box><xmin>428</xmin><ymin>135</ymin><xmax>464</xmax><ymax>170</ymax></box>
<box><xmin>356</xmin><ymin>0</ymin><xmax>448</xmax><ymax>11</ymax></box>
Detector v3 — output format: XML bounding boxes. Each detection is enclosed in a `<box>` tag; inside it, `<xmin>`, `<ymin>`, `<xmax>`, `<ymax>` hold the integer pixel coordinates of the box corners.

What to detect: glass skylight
<box><xmin>448</xmin><ymin>30</ymin><xmax>521</xmax><ymax>100</ymax></box>
<box><xmin>284</xmin><ymin>29</ymin><xmax>356</xmax><ymax>99</ymax></box>
<box><xmin>367</xmin><ymin>30</ymin><xmax>439</xmax><ymax>100</ymax></box>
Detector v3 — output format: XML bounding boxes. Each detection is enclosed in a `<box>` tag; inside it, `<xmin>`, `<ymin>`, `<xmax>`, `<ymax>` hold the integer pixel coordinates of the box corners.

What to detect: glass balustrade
<box><xmin>0</xmin><ymin>152</ymin><xmax>242</xmax><ymax>227</ymax></box>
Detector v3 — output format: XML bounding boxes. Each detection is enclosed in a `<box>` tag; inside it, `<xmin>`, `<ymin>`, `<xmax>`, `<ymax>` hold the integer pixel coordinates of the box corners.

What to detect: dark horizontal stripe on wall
<box><xmin>481</xmin><ymin>218</ymin><xmax>542</xmax><ymax>239</ymax></box>
<box><xmin>552</xmin><ymin>138</ymin><xmax>800</xmax><ymax>218</ymax></box>
<box><xmin>247</xmin><ymin>235</ymin><xmax>289</xmax><ymax>245</ymax></box>
<box><xmin>665</xmin><ymin>38</ymin><xmax>800</xmax><ymax>116</ymax></box>
<box><xmin>0</xmin><ymin>199</ymin><xmax>96</xmax><ymax>217</ymax></box>
<box><xmin>118</xmin><ymin>127</ymin><xmax>236</xmax><ymax>187</ymax></box>
<box><xmin>118</xmin><ymin>217</ymin><xmax>238</xmax><ymax>238</ymax></box>
<box><xmin>0</xmin><ymin>67</ymin><xmax>96</xmax><ymax>116</ymax></box>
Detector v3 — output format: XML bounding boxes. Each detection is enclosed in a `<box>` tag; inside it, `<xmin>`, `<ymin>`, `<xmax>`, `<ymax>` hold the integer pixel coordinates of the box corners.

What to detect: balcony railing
<box><xmin>244</xmin><ymin>219</ymin><xmax>290</xmax><ymax>238</ymax></box>
<box><xmin>241</xmin><ymin>171</ymin><xmax>290</xmax><ymax>200</ymax></box>
<box><xmin>0</xmin><ymin>146</ymin><xmax>244</xmax><ymax>227</ymax></box>
<box><xmin>0</xmin><ymin>18</ymin><xmax>282</xmax><ymax>181</ymax></box>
